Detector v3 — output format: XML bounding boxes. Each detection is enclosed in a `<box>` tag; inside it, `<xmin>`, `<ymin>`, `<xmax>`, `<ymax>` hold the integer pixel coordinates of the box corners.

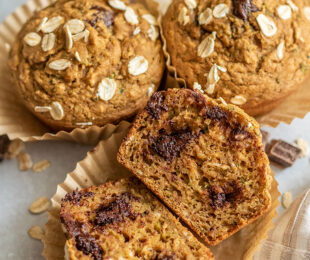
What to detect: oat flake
<box><xmin>41</xmin><ymin>33</ymin><xmax>55</xmax><ymax>52</ymax></box>
<box><xmin>213</xmin><ymin>4</ymin><xmax>229</xmax><ymax>18</ymax></box>
<box><xmin>124</xmin><ymin>7</ymin><xmax>139</xmax><ymax>25</ymax></box>
<box><xmin>24</xmin><ymin>32</ymin><xmax>41</xmax><ymax>47</ymax></box>
<box><xmin>277</xmin><ymin>5</ymin><xmax>292</xmax><ymax>20</ymax></box>
<box><xmin>97</xmin><ymin>78</ymin><xmax>117</xmax><ymax>101</ymax></box>
<box><xmin>35</xmin><ymin>106</ymin><xmax>51</xmax><ymax>112</ymax></box>
<box><xmin>282</xmin><ymin>191</ymin><xmax>292</xmax><ymax>209</ymax></box>
<box><xmin>218</xmin><ymin>97</ymin><xmax>227</xmax><ymax>105</ymax></box>
<box><xmin>37</xmin><ymin>17</ymin><xmax>48</xmax><ymax>32</ymax></box>
<box><xmin>178</xmin><ymin>7</ymin><xmax>190</xmax><ymax>25</ymax></box>
<box><xmin>28</xmin><ymin>226</ymin><xmax>45</xmax><ymax>240</ymax></box>
<box><xmin>18</xmin><ymin>152</ymin><xmax>33</xmax><ymax>171</ymax></box>
<box><xmin>142</xmin><ymin>14</ymin><xmax>158</xmax><ymax>25</ymax></box>
<box><xmin>64</xmin><ymin>25</ymin><xmax>73</xmax><ymax>50</ymax></box>
<box><xmin>304</xmin><ymin>7</ymin><xmax>310</xmax><ymax>21</ymax></box>
<box><xmin>148</xmin><ymin>84</ymin><xmax>155</xmax><ymax>96</ymax></box>
<box><xmin>231</xmin><ymin>95</ymin><xmax>247</xmax><ymax>105</ymax></box>
<box><xmin>75</xmin><ymin>51</ymin><xmax>81</xmax><ymax>62</ymax></box>
<box><xmin>33</xmin><ymin>160</ymin><xmax>51</xmax><ymax>173</ymax></box>
<box><xmin>50</xmin><ymin>101</ymin><xmax>64</xmax><ymax>120</ymax></box>
<box><xmin>128</xmin><ymin>56</ymin><xmax>148</xmax><ymax>76</ymax></box>
<box><xmin>75</xmin><ymin>122</ymin><xmax>93</xmax><ymax>126</ymax></box>
<box><xmin>41</xmin><ymin>16</ymin><xmax>64</xmax><ymax>33</ymax></box>
<box><xmin>256</xmin><ymin>14</ymin><xmax>277</xmax><ymax>37</ymax></box>
<box><xmin>277</xmin><ymin>41</ymin><xmax>285</xmax><ymax>60</ymax></box>
<box><xmin>6</xmin><ymin>139</ymin><xmax>25</xmax><ymax>159</ymax></box>
<box><xmin>29</xmin><ymin>196</ymin><xmax>50</xmax><ymax>213</ymax></box>
<box><xmin>193</xmin><ymin>82</ymin><xmax>203</xmax><ymax>93</ymax></box>
<box><xmin>64</xmin><ymin>19</ymin><xmax>85</xmax><ymax>34</ymax></box>
<box><xmin>199</xmin><ymin>8</ymin><xmax>213</xmax><ymax>25</ymax></box>
<box><xmin>72</xmin><ymin>29</ymin><xmax>90</xmax><ymax>43</ymax></box>
<box><xmin>133</xmin><ymin>27</ymin><xmax>141</xmax><ymax>35</ymax></box>
<box><xmin>286</xmin><ymin>0</ymin><xmax>298</xmax><ymax>12</ymax></box>
<box><xmin>147</xmin><ymin>25</ymin><xmax>159</xmax><ymax>41</ymax></box>
<box><xmin>48</xmin><ymin>59</ymin><xmax>71</xmax><ymax>71</ymax></box>
<box><xmin>185</xmin><ymin>0</ymin><xmax>196</xmax><ymax>9</ymax></box>
<box><xmin>109</xmin><ymin>0</ymin><xmax>127</xmax><ymax>10</ymax></box>
<box><xmin>198</xmin><ymin>32</ymin><xmax>216</xmax><ymax>58</ymax></box>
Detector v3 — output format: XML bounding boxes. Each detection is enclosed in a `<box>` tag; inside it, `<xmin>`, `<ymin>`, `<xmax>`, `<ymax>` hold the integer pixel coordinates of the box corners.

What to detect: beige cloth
<box><xmin>254</xmin><ymin>189</ymin><xmax>310</xmax><ymax>260</ymax></box>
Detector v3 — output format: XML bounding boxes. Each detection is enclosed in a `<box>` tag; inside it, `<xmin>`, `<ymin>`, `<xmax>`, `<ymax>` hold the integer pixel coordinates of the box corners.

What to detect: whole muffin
<box><xmin>162</xmin><ymin>0</ymin><xmax>310</xmax><ymax>116</ymax></box>
<box><xmin>9</xmin><ymin>0</ymin><xmax>164</xmax><ymax>130</ymax></box>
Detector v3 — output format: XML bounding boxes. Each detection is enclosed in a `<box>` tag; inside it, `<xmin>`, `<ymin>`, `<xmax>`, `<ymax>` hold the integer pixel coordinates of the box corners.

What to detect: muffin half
<box><xmin>9</xmin><ymin>0</ymin><xmax>164</xmax><ymax>130</ymax></box>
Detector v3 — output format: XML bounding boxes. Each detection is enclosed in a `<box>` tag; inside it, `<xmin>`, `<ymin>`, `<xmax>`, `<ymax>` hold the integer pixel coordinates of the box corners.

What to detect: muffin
<box><xmin>9</xmin><ymin>0</ymin><xmax>164</xmax><ymax>130</ymax></box>
<box><xmin>60</xmin><ymin>178</ymin><xmax>214</xmax><ymax>259</ymax></box>
<box><xmin>162</xmin><ymin>0</ymin><xmax>310</xmax><ymax>116</ymax></box>
<box><xmin>118</xmin><ymin>88</ymin><xmax>272</xmax><ymax>245</ymax></box>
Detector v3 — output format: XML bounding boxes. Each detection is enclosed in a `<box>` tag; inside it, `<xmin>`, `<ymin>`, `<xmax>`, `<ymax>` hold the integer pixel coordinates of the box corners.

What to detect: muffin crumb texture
<box><xmin>60</xmin><ymin>178</ymin><xmax>213</xmax><ymax>259</ymax></box>
<box><xmin>163</xmin><ymin>0</ymin><xmax>310</xmax><ymax>116</ymax></box>
<box><xmin>9</xmin><ymin>0</ymin><xmax>164</xmax><ymax>129</ymax></box>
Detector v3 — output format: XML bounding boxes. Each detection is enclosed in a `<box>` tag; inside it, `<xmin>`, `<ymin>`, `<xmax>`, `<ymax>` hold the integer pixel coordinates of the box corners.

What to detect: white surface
<box><xmin>0</xmin><ymin>0</ymin><xmax>310</xmax><ymax>259</ymax></box>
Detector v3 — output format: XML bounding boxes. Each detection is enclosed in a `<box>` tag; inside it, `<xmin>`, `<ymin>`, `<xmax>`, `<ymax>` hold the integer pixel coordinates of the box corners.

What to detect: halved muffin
<box><xmin>118</xmin><ymin>88</ymin><xmax>272</xmax><ymax>245</ymax></box>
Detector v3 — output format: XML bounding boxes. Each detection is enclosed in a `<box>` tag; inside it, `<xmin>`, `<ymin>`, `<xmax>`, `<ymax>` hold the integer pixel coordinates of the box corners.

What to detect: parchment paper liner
<box><xmin>42</xmin><ymin>126</ymin><xmax>280</xmax><ymax>260</ymax></box>
<box><xmin>0</xmin><ymin>0</ymin><xmax>158</xmax><ymax>145</ymax></box>
<box><xmin>159</xmin><ymin>11</ymin><xmax>310</xmax><ymax>128</ymax></box>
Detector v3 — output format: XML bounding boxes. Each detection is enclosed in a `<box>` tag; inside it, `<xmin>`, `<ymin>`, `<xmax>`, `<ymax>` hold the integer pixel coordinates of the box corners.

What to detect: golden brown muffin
<box><xmin>162</xmin><ymin>0</ymin><xmax>310</xmax><ymax>116</ymax></box>
<box><xmin>9</xmin><ymin>0</ymin><xmax>164</xmax><ymax>130</ymax></box>
<box><xmin>60</xmin><ymin>178</ymin><xmax>214</xmax><ymax>259</ymax></box>
<box><xmin>118</xmin><ymin>88</ymin><xmax>272</xmax><ymax>246</ymax></box>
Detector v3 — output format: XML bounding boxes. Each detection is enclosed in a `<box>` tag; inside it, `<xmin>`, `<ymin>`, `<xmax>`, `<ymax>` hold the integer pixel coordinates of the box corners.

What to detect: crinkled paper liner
<box><xmin>0</xmin><ymin>0</ymin><xmax>158</xmax><ymax>145</ymax></box>
<box><xmin>159</xmin><ymin>7</ymin><xmax>310</xmax><ymax>128</ymax></box>
<box><xmin>42</xmin><ymin>126</ymin><xmax>280</xmax><ymax>260</ymax></box>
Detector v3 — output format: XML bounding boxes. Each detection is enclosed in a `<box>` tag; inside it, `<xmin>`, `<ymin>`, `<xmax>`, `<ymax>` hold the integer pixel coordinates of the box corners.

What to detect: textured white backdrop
<box><xmin>0</xmin><ymin>0</ymin><xmax>310</xmax><ymax>259</ymax></box>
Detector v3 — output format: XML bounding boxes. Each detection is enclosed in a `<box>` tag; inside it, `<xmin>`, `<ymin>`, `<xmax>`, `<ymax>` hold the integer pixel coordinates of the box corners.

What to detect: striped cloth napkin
<box><xmin>254</xmin><ymin>189</ymin><xmax>310</xmax><ymax>260</ymax></box>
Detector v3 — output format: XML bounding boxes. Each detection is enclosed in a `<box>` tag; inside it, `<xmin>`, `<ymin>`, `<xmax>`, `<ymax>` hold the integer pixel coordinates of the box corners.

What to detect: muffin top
<box><xmin>9</xmin><ymin>0</ymin><xmax>164</xmax><ymax>129</ymax></box>
<box><xmin>163</xmin><ymin>0</ymin><xmax>310</xmax><ymax>115</ymax></box>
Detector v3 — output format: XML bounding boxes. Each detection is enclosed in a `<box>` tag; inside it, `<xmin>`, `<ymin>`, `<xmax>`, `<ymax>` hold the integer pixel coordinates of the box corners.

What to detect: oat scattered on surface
<box><xmin>23</xmin><ymin>32</ymin><xmax>41</xmax><ymax>46</ymax></box>
<box><xmin>50</xmin><ymin>101</ymin><xmax>64</xmax><ymax>120</ymax></box>
<box><xmin>256</xmin><ymin>14</ymin><xmax>277</xmax><ymax>37</ymax></box>
<box><xmin>213</xmin><ymin>4</ymin><xmax>229</xmax><ymax>18</ymax></box>
<box><xmin>48</xmin><ymin>59</ymin><xmax>71</xmax><ymax>71</ymax></box>
<box><xmin>41</xmin><ymin>33</ymin><xmax>55</xmax><ymax>52</ymax></box>
<box><xmin>108</xmin><ymin>0</ymin><xmax>127</xmax><ymax>10</ymax></box>
<box><xmin>231</xmin><ymin>95</ymin><xmax>247</xmax><ymax>105</ymax></box>
<box><xmin>142</xmin><ymin>14</ymin><xmax>157</xmax><ymax>25</ymax></box>
<box><xmin>64</xmin><ymin>19</ymin><xmax>85</xmax><ymax>34</ymax></box>
<box><xmin>18</xmin><ymin>152</ymin><xmax>33</xmax><ymax>171</ymax></box>
<box><xmin>35</xmin><ymin>106</ymin><xmax>51</xmax><ymax>112</ymax></box>
<box><xmin>124</xmin><ymin>7</ymin><xmax>139</xmax><ymax>25</ymax></box>
<box><xmin>6</xmin><ymin>139</ymin><xmax>25</xmax><ymax>159</ymax></box>
<box><xmin>276</xmin><ymin>41</ymin><xmax>285</xmax><ymax>60</ymax></box>
<box><xmin>277</xmin><ymin>5</ymin><xmax>292</xmax><ymax>20</ymax></box>
<box><xmin>33</xmin><ymin>160</ymin><xmax>51</xmax><ymax>173</ymax></box>
<box><xmin>184</xmin><ymin>0</ymin><xmax>196</xmax><ymax>10</ymax></box>
<box><xmin>198</xmin><ymin>32</ymin><xmax>216</xmax><ymax>58</ymax></box>
<box><xmin>97</xmin><ymin>78</ymin><xmax>117</xmax><ymax>101</ymax></box>
<box><xmin>128</xmin><ymin>56</ymin><xmax>148</xmax><ymax>76</ymax></box>
<box><xmin>282</xmin><ymin>191</ymin><xmax>292</xmax><ymax>209</ymax></box>
<box><xmin>199</xmin><ymin>8</ymin><xmax>213</xmax><ymax>25</ymax></box>
<box><xmin>41</xmin><ymin>16</ymin><xmax>64</xmax><ymax>33</ymax></box>
<box><xmin>295</xmin><ymin>138</ymin><xmax>309</xmax><ymax>157</ymax></box>
<box><xmin>29</xmin><ymin>196</ymin><xmax>51</xmax><ymax>214</ymax></box>
<box><xmin>28</xmin><ymin>226</ymin><xmax>45</xmax><ymax>240</ymax></box>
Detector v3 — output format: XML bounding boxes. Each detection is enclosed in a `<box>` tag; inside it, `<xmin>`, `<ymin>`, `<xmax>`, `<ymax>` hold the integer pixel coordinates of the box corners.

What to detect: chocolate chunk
<box><xmin>260</xmin><ymin>129</ymin><xmax>270</xmax><ymax>150</ymax></box>
<box><xmin>149</xmin><ymin>128</ymin><xmax>199</xmax><ymax>160</ymax></box>
<box><xmin>205</xmin><ymin>106</ymin><xmax>228</xmax><ymax>121</ymax></box>
<box><xmin>62</xmin><ymin>189</ymin><xmax>94</xmax><ymax>205</ymax></box>
<box><xmin>75</xmin><ymin>235</ymin><xmax>103</xmax><ymax>260</ymax></box>
<box><xmin>95</xmin><ymin>192</ymin><xmax>139</xmax><ymax>226</ymax></box>
<box><xmin>88</xmin><ymin>6</ymin><xmax>114</xmax><ymax>28</ymax></box>
<box><xmin>209</xmin><ymin>185</ymin><xmax>226</xmax><ymax>209</ymax></box>
<box><xmin>155</xmin><ymin>253</ymin><xmax>176</xmax><ymax>260</ymax></box>
<box><xmin>267</xmin><ymin>140</ymin><xmax>302</xmax><ymax>167</ymax></box>
<box><xmin>233</xmin><ymin>0</ymin><xmax>259</xmax><ymax>20</ymax></box>
<box><xmin>0</xmin><ymin>135</ymin><xmax>10</xmax><ymax>162</ymax></box>
<box><xmin>146</xmin><ymin>92</ymin><xmax>168</xmax><ymax>119</ymax></box>
<box><xmin>230</xmin><ymin>126</ymin><xmax>250</xmax><ymax>141</ymax></box>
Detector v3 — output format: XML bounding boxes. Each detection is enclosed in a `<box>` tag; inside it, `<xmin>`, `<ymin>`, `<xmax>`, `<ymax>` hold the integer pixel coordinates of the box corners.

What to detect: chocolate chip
<box><xmin>146</xmin><ymin>92</ymin><xmax>168</xmax><ymax>119</ymax></box>
<box><xmin>149</xmin><ymin>128</ymin><xmax>199</xmax><ymax>160</ymax></box>
<box><xmin>75</xmin><ymin>235</ymin><xmax>103</xmax><ymax>260</ymax></box>
<box><xmin>0</xmin><ymin>135</ymin><xmax>10</xmax><ymax>162</ymax></box>
<box><xmin>94</xmin><ymin>192</ymin><xmax>139</xmax><ymax>227</ymax></box>
<box><xmin>233</xmin><ymin>0</ymin><xmax>259</xmax><ymax>20</ymax></box>
<box><xmin>88</xmin><ymin>6</ymin><xmax>114</xmax><ymax>28</ymax></box>
<box><xmin>62</xmin><ymin>189</ymin><xmax>94</xmax><ymax>205</ymax></box>
<box><xmin>205</xmin><ymin>106</ymin><xmax>228</xmax><ymax>121</ymax></box>
<box><xmin>266</xmin><ymin>140</ymin><xmax>302</xmax><ymax>167</ymax></box>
